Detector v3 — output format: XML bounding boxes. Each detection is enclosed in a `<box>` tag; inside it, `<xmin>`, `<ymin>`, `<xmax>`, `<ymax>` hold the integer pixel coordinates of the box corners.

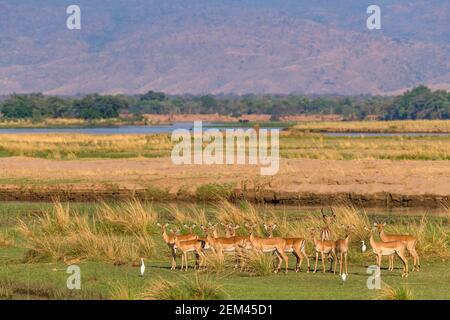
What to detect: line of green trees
<box><xmin>0</xmin><ymin>86</ymin><xmax>448</xmax><ymax>120</ymax></box>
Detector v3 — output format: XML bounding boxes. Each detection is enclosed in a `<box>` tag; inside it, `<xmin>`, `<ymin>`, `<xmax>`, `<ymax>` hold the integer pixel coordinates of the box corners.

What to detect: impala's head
<box><xmin>263</xmin><ymin>223</ymin><xmax>277</xmax><ymax>236</ymax></box>
<box><xmin>183</xmin><ymin>224</ymin><xmax>196</xmax><ymax>233</ymax></box>
<box><xmin>321</xmin><ymin>208</ymin><xmax>336</xmax><ymax>226</ymax></box>
<box><xmin>156</xmin><ymin>222</ymin><xmax>169</xmax><ymax>231</ymax></box>
<box><xmin>245</xmin><ymin>223</ymin><xmax>258</xmax><ymax>233</ymax></box>
<box><xmin>221</xmin><ymin>222</ymin><xmax>240</xmax><ymax>236</ymax></box>
<box><xmin>373</xmin><ymin>222</ymin><xmax>386</xmax><ymax>233</ymax></box>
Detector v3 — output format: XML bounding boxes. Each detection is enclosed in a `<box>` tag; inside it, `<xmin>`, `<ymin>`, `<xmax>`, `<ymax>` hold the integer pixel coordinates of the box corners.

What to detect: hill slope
<box><xmin>0</xmin><ymin>0</ymin><xmax>448</xmax><ymax>95</ymax></box>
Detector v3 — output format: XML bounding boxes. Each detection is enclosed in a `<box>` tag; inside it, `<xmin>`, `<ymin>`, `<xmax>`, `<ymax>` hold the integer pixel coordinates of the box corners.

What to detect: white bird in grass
<box><xmin>361</xmin><ymin>240</ymin><xmax>367</xmax><ymax>253</ymax></box>
<box><xmin>140</xmin><ymin>257</ymin><xmax>146</xmax><ymax>276</ymax></box>
<box><xmin>341</xmin><ymin>273</ymin><xmax>347</xmax><ymax>283</ymax></box>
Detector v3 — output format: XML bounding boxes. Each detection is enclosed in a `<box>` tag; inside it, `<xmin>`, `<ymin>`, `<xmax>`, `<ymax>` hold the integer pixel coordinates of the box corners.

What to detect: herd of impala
<box><xmin>156</xmin><ymin>209</ymin><xmax>420</xmax><ymax>278</ymax></box>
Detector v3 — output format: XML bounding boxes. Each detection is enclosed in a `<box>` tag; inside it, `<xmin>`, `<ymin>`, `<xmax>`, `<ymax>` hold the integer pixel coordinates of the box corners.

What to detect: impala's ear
<box><xmin>272</xmin><ymin>224</ymin><xmax>277</xmax><ymax>230</ymax></box>
<box><xmin>156</xmin><ymin>223</ymin><xmax>161</xmax><ymax>227</ymax></box>
<box><xmin>382</xmin><ymin>222</ymin><xmax>386</xmax><ymax>226</ymax></box>
<box><xmin>234</xmin><ymin>225</ymin><xmax>240</xmax><ymax>229</ymax></box>
<box><xmin>192</xmin><ymin>224</ymin><xmax>196</xmax><ymax>228</ymax></box>
<box><xmin>165</xmin><ymin>223</ymin><xmax>169</xmax><ymax>227</ymax></box>
<box><xmin>183</xmin><ymin>224</ymin><xmax>188</xmax><ymax>228</ymax></box>
<box><xmin>373</xmin><ymin>222</ymin><xmax>377</xmax><ymax>227</ymax></box>
<box><xmin>263</xmin><ymin>224</ymin><xmax>268</xmax><ymax>229</ymax></box>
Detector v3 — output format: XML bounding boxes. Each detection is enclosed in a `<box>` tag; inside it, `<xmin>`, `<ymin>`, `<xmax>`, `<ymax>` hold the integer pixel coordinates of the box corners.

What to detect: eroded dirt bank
<box><xmin>0</xmin><ymin>157</ymin><xmax>449</xmax><ymax>207</ymax></box>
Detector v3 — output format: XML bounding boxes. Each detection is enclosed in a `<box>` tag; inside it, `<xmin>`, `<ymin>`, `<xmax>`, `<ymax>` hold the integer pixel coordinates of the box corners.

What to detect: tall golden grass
<box><xmin>17</xmin><ymin>200</ymin><xmax>157</xmax><ymax>264</ymax></box>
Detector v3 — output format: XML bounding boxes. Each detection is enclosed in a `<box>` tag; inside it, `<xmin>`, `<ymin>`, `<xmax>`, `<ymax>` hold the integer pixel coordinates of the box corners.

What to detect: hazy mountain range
<box><xmin>0</xmin><ymin>0</ymin><xmax>449</xmax><ymax>95</ymax></box>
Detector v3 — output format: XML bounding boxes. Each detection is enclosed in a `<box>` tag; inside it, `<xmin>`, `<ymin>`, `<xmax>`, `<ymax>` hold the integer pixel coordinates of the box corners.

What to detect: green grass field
<box><xmin>0</xmin><ymin>201</ymin><xmax>448</xmax><ymax>300</ymax></box>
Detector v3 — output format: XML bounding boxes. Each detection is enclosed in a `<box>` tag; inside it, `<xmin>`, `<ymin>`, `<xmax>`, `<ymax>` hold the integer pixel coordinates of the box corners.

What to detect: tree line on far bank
<box><xmin>0</xmin><ymin>85</ymin><xmax>448</xmax><ymax>121</ymax></box>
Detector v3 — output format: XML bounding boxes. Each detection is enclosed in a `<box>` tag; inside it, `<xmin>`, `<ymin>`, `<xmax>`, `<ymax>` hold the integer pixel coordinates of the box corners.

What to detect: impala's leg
<box><xmin>194</xmin><ymin>252</ymin><xmax>199</xmax><ymax>270</ymax></box>
<box><xmin>314</xmin><ymin>252</ymin><xmax>319</xmax><ymax>273</ymax></box>
<box><xmin>302</xmin><ymin>245</ymin><xmax>310</xmax><ymax>273</ymax></box>
<box><xmin>332</xmin><ymin>250</ymin><xmax>337</xmax><ymax>274</ymax></box>
<box><xmin>274</xmin><ymin>251</ymin><xmax>283</xmax><ymax>273</ymax></box>
<box><xmin>344</xmin><ymin>252</ymin><xmax>348</xmax><ymax>275</ymax></box>
<box><xmin>170</xmin><ymin>246</ymin><xmax>177</xmax><ymax>270</ymax></box>
<box><xmin>180</xmin><ymin>251</ymin><xmax>184</xmax><ymax>271</ymax></box>
<box><xmin>396</xmin><ymin>251</ymin><xmax>408</xmax><ymax>277</ymax></box>
<box><xmin>408</xmin><ymin>242</ymin><xmax>419</xmax><ymax>271</ymax></box>
<box><xmin>294</xmin><ymin>250</ymin><xmax>301</xmax><ymax>272</ymax></box>
<box><xmin>278</xmin><ymin>250</ymin><xmax>289</xmax><ymax>274</ymax></box>
<box><xmin>321</xmin><ymin>252</ymin><xmax>326</xmax><ymax>273</ymax></box>
<box><xmin>339</xmin><ymin>252</ymin><xmax>343</xmax><ymax>275</ymax></box>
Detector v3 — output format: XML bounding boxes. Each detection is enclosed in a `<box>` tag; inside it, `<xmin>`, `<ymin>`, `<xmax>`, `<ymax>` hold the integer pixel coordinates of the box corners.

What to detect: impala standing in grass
<box><xmin>310</xmin><ymin>228</ymin><xmax>337</xmax><ymax>274</ymax></box>
<box><xmin>173</xmin><ymin>232</ymin><xmax>207</xmax><ymax>272</ymax></box>
<box><xmin>375</xmin><ymin>222</ymin><xmax>420</xmax><ymax>271</ymax></box>
<box><xmin>246</xmin><ymin>223</ymin><xmax>289</xmax><ymax>274</ymax></box>
<box><xmin>335</xmin><ymin>225</ymin><xmax>353</xmax><ymax>276</ymax></box>
<box><xmin>264</xmin><ymin>223</ymin><xmax>310</xmax><ymax>272</ymax></box>
<box><xmin>202</xmin><ymin>224</ymin><xmax>245</xmax><ymax>270</ymax></box>
<box><xmin>366</xmin><ymin>226</ymin><xmax>409</xmax><ymax>277</ymax></box>
<box><xmin>157</xmin><ymin>223</ymin><xmax>198</xmax><ymax>270</ymax></box>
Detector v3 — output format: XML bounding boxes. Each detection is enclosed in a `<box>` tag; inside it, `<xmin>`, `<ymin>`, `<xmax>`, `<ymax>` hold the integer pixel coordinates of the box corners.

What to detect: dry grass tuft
<box><xmin>141</xmin><ymin>274</ymin><xmax>227</xmax><ymax>300</ymax></box>
<box><xmin>373</xmin><ymin>282</ymin><xmax>415</xmax><ymax>300</ymax></box>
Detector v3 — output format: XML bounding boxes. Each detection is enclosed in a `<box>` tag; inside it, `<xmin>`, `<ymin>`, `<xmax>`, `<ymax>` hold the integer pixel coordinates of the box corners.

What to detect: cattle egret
<box><xmin>140</xmin><ymin>258</ymin><xmax>146</xmax><ymax>276</ymax></box>
<box><xmin>361</xmin><ymin>240</ymin><xmax>367</xmax><ymax>253</ymax></box>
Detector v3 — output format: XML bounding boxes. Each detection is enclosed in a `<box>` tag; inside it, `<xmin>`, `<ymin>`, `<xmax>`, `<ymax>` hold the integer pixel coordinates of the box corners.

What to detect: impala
<box><xmin>310</xmin><ymin>228</ymin><xmax>337</xmax><ymax>274</ymax></box>
<box><xmin>174</xmin><ymin>232</ymin><xmax>206</xmax><ymax>272</ymax></box>
<box><xmin>157</xmin><ymin>223</ymin><xmax>198</xmax><ymax>270</ymax></box>
<box><xmin>264</xmin><ymin>223</ymin><xmax>310</xmax><ymax>272</ymax></box>
<box><xmin>366</xmin><ymin>226</ymin><xmax>409</xmax><ymax>277</ymax></box>
<box><xmin>320</xmin><ymin>208</ymin><xmax>336</xmax><ymax>241</ymax></box>
<box><xmin>375</xmin><ymin>222</ymin><xmax>420</xmax><ymax>271</ymax></box>
<box><xmin>335</xmin><ymin>225</ymin><xmax>354</xmax><ymax>275</ymax></box>
<box><xmin>202</xmin><ymin>224</ymin><xmax>245</xmax><ymax>269</ymax></box>
<box><xmin>246</xmin><ymin>223</ymin><xmax>289</xmax><ymax>274</ymax></box>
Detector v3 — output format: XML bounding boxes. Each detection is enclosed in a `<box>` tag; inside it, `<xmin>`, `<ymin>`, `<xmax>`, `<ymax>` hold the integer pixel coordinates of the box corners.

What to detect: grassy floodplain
<box><xmin>0</xmin><ymin>201</ymin><xmax>449</xmax><ymax>300</ymax></box>
<box><xmin>291</xmin><ymin>120</ymin><xmax>450</xmax><ymax>133</ymax></box>
<box><xmin>0</xmin><ymin>125</ymin><xmax>449</xmax><ymax>161</ymax></box>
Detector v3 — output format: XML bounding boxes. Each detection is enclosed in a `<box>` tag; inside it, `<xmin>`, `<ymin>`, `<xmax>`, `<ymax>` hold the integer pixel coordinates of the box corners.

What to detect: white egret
<box><xmin>140</xmin><ymin>257</ymin><xmax>146</xmax><ymax>276</ymax></box>
<box><xmin>361</xmin><ymin>240</ymin><xmax>367</xmax><ymax>253</ymax></box>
